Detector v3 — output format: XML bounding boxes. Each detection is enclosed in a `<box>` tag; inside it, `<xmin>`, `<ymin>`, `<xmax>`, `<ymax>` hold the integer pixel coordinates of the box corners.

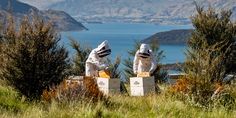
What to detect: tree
<box><xmin>123</xmin><ymin>40</ymin><xmax>166</xmax><ymax>84</ymax></box>
<box><xmin>70</xmin><ymin>39</ymin><xmax>91</xmax><ymax>76</ymax></box>
<box><xmin>187</xmin><ymin>5</ymin><xmax>236</xmax><ymax>75</ymax></box>
<box><xmin>1</xmin><ymin>16</ymin><xmax>69</xmax><ymax>100</ymax></box>
<box><xmin>183</xmin><ymin>4</ymin><xmax>236</xmax><ymax>106</ymax></box>
<box><xmin>108</xmin><ymin>56</ymin><xmax>121</xmax><ymax>79</ymax></box>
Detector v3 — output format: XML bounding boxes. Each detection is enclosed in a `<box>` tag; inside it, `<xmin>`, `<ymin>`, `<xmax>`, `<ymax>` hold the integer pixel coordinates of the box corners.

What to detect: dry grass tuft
<box><xmin>42</xmin><ymin>76</ymin><xmax>110</xmax><ymax>104</ymax></box>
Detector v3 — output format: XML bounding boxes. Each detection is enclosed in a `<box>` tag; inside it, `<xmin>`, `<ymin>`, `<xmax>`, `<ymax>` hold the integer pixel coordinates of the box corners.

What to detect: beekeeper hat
<box><xmin>138</xmin><ymin>44</ymin><xmax>151</xmax><ymax>58</ymax></box>
<box><xmin>96</xmin><ymin>40</ymin><xmax>111</xmax><ymax>57</ymax></box>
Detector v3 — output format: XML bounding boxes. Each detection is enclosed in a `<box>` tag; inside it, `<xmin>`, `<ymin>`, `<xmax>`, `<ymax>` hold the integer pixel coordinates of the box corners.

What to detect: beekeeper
<box><xmin>85</xmin><ymin>40</ymin><xmax>111</xmax><ymax>77</ymax></box>
<box><xmin>133</xmin><ymin>44</ymin><xmax>157</xmax><ymax>75</ymax></box>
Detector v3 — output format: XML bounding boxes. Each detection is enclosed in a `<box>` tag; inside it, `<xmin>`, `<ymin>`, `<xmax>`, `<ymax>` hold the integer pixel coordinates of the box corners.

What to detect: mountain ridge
<box><xmin>143</xmin><ymin>29</ymin><xmax>193</xmax><ymax>45</ymax></box>
<box><xmin>0</xmin><ymin>0</ymin><xmax>87</xmax><ymax>31</ymax></box>
<box><xmin>44</xmin><ymin>0</ymin><xmax>236</xmax><ymax>24</ymax></box>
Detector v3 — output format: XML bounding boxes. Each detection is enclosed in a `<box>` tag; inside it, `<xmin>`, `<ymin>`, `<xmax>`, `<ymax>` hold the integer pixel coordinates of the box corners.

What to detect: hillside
<box><xmin>20</xmin><ymin>0</ymin><xmax>236</xmax><ymax>24</ymax></box>
<box><xmin>0</xmin><ymin>0</ymin><xmax>87</xmax><ymax>31</ymax></box>
<box><xmin>143</xmin><ymin>29</ymin><xmax>193</xmax><ymax>45</ymax></box>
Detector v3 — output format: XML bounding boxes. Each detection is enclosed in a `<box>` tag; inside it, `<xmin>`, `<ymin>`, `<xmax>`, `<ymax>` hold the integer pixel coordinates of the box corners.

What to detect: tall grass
<box><xmin>0</xmin><ymin>80</ymin><xmax>235</xmax><ymax>118</ymax></box>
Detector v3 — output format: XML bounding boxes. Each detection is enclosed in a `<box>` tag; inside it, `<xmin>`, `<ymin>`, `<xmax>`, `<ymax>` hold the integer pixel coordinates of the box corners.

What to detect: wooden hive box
<box><xmin>130</xmin><ymin>76</ymin><xmax>155</xmax><ymax>96</ymax></box>
<box><xmin>96</xmin><ymin>78</ymin><xmax>120</xmax><ymax>95</ymax></box>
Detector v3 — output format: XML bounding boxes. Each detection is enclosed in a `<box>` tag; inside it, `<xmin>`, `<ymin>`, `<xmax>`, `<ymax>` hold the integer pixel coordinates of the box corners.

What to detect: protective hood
<box><xmin>138</xmin><ymin>44</ymin><xmax>151</xmax><ymax>58</ymax></box>
<box><xmin>95</xmin><ymin>40</ymin><xmax>111</xmax><ymax>57</ymax></box>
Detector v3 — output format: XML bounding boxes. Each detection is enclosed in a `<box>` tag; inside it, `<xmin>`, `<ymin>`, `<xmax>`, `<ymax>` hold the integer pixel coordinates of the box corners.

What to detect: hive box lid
<box><xmin>137</xmin><ymin>72</ymin><xmax>150</xmax><ymax>77</ymax></box>
<box><xmin>98</xmin><ymin>71</ymin><xmax>110</xmax><ymax>78</ymax></box>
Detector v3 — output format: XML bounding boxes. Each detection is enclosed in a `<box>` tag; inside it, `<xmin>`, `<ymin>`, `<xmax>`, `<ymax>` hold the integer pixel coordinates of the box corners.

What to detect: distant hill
<box><xmin>21</xmin><ymin>0</ymin><xmax>236</xmax><ymax>24</ymax></box>
<box><xmin>0</xmin><ymin>0</ymin><xmax>87</xmax><ymax>31</ymax></box>
<box><xmin>142</xmin><ymin>29</ymin><xmax>193</xmax><ymax>45</ymax></box>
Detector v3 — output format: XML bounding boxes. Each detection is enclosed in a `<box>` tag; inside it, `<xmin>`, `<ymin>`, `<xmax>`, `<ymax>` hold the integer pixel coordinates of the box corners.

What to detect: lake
<box><xmin>61</xmin><ymin>23</ymin><xmax>192</xmax><ymax>64</ymax></box>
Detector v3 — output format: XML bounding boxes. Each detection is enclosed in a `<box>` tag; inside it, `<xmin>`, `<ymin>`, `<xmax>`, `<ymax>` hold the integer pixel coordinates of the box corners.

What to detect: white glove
<box><xmin>99</xmin><ymin>64</ymin><xmax>109</xmax><ymax>70</ymax></box>
<box><xmin>104</xmin><ymin>66</ymin><xmax>109</xmax><ymax>70</ymax></box>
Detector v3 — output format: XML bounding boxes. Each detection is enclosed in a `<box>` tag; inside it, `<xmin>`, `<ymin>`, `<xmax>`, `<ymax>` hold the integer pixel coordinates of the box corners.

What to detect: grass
<box><xmin>0</xmin><ymin>80</ymin><xmax>235</xmax><ymax>118</ymax></box>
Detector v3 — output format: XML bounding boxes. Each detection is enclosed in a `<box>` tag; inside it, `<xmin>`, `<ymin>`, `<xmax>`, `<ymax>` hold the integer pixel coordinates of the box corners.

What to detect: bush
<box><xmin>180</xmin><ymin>4</ymin><xmax>236</xmax><ymax>108</ymax></box>
<box><xmin>188</xmin><ymin>4</ymin><xmax>236</xmax><ymax>74</ymax></box>
<box><xmin>0</xmin><ymin>16</ymin><xmax>69</xmax><ymax>100</ymax></box>
<box><xmin>42</xmin><ymin>77</ymin><xmax>110</xmax><ymax>104</ymax></box>
<box><xmin>69</xmin><ymin>39</ymin><xmax>91</xmax><ymax>76</ymax></box>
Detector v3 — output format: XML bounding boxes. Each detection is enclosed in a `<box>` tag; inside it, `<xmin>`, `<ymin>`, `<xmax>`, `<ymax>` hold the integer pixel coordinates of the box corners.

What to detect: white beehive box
<box><xmin>130</xmin><ymin>76</ymin><xmax>155</xmax><ymax>96</ymax></box>
<box><xmin>96</xmin><ymin>78</ymin><xmax>120</xmax><ymax>95</ymax></box>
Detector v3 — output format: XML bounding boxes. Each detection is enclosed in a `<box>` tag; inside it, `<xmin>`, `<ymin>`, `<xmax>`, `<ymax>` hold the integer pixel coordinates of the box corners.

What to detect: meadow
<box><xmin>0</xmin><ymin>79</ymin><xmax>235</xmax><ymax>118</ymax></box>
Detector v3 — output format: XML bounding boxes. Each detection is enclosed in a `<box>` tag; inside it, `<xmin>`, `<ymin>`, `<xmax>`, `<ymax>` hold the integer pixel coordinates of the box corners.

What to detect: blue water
<box><xmin>61</xmin><ymin>23</ymin><xmax>192</xmax><ymax>64</ymax></box>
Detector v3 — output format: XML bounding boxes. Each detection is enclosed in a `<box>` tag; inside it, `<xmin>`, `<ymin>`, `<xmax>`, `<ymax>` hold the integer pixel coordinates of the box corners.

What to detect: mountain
<box><xmin>18</xmin><ymin>0</ymin><xmax>64</xmax><ymax>10</ymax></box>
<box><xmin>41</xmin><ymin>10</ymin><xmax>87</xmax><ymax>31</ymax></box>
<box><xmin>142</xmin><ymin>29</ymin><xmax>193</xmax><ymax>45</ymax></box>
<box><xmin>39</xmin><ymin>0</ymin><xmax>236</xmax><ymax>24</ymax></box>
<box><xmin>0</xmin><ymin>0</ymin><xmax>87</xmax><ymax>31</ymax></box>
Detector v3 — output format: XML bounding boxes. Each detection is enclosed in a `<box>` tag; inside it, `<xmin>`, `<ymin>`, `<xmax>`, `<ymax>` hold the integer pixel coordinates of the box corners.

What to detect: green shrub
<box><xmin>0</xmin><ymin>16</ymin><xmax>69</xmax><ymax>100</ymax></box>
<box><xmin>69</xmin><ymin>39</ymin><xmax>91</xmax><ymax>76</ymax></box>
<box><xmin>0</xmin><ymin>80</ymin><xmax>28</xmax><ymax>113</ymax></box>
<box><xmin>183</xmin><ymin>4</ymin><xmax>236</xmax><ymax>108</ymax></box>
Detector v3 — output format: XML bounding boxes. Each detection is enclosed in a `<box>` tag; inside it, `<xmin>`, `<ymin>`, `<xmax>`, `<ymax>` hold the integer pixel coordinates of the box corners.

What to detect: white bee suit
<box><xmin>133</xmin><ymin>44</ymin><xmax>157</xmax><ymax>74</ymax></box>
<box><xmin>85</xmin><ymin>40</ymin><xmax>111</xmax><ymax>77</ymax></box>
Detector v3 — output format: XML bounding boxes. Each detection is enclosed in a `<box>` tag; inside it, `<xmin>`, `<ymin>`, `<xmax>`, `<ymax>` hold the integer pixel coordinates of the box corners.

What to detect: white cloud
<box><xmin>19</xmin><ymin>0</ymin><xmax>65</xmax><ymax>9</ymax></box>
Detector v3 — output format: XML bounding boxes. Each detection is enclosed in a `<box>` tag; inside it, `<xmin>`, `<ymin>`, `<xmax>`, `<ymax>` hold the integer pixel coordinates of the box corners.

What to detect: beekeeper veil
<box><xmin>138</xmin><ymin>44</ymin><xmax>151</xmax><ymax>58</ymax></box>
<box><xmin>95</xmin><ymin>40</ymin><xmax>111</xmax><ymax>58</ymax></box>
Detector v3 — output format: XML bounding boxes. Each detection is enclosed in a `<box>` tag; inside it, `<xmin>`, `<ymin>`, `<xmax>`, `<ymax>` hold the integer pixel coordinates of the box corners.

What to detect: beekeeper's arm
<box><xmin>100</xmin><ymin>57</ymin><xmax>110</xmax><ymax>70</ymax></box>
<box><xmin>87</xmin><ymin>51</ymin><xmax>108</xmax><ymax>70</ymax></box>
<box><xmin>133</xmin><ymin>51</ymin><xmax>139</xmax><ymax>74</ymax></box>
<box><xmin>149</xmin><ymin>52</ymin><xmax>157</xmax><ymax>74</ymax></box>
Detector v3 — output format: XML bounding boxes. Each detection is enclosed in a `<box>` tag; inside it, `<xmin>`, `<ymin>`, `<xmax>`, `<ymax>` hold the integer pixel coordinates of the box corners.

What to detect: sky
<box><xmin>19</xmin><ymin>0</ymin><xmax>65</xmax><ymax>9</ymax></box>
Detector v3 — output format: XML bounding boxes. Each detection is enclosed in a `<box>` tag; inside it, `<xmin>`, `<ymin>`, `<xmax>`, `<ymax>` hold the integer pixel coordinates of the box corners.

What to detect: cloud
<box><xmin>19</xmin><ymin>0</ymin><xmax>65</xmax><ymax>9</ymax></box>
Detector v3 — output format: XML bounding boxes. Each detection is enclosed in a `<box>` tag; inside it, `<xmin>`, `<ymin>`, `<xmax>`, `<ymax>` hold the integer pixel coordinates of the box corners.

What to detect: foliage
<box><xmin>0</xmin><ymin>82</ymin><xmax>236</xmax><ymax>118</ymax></box>
<box><xmin>69</xmin><ymin>39</ymin><xmax>91</xmax><ymax>76</ymax></box>
<box><xmin>0</xmin><ymin>15</ymin><xmax>69</xmax><ymax>100</ymax></box>
<box><xmin>0</xmin><ymin>80</ymin><xmax>28</xmax><ymax>113</ymax></box>
<box><xmin>107</xmin><ymin>56</ymin><xmax>121</xmax><ymax>78</ymax></box>
<box><xmin>123</xmin><ymin>40</ymin><xmax>167</xmax><ymax>84</ymax></box>
<box><xmin>182</xmin><ymin>4</ymin><xmax>236</xmax><ymax>107</ymax></box>
<box><xmin>42</xmin><ymin>77</ymin><xmax>110</xmax><ymax>104</ymax></box>
<box><xmin>168</xmin><ymin>76</ymin><xmax>190</xmax><ymax>94</ymax></box>
<box><xmin>188</xmin><ymin>4</ymin><xmax>236</xmax><ymax>74</ymax></box>
<box><xmin>0</xmin><ymin>78</ymin><xmax>235</xmax><ymax>117</ymax></box>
